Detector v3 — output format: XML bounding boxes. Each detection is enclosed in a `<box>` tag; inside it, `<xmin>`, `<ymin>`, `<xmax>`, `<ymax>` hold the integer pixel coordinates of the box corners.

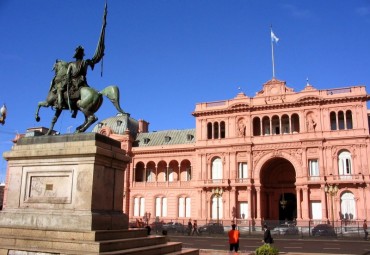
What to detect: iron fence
<box><xmin>128</xmin><ymin>217</ymin><xmax>366</xmax><ymax>239</ymax></box>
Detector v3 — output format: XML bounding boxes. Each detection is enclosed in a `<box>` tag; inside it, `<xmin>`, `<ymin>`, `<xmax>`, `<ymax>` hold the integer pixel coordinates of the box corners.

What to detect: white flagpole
<box><xmin>271</xmin><ymin>27</ymin><xmax>276</xmax><ymax>78</ymax></box>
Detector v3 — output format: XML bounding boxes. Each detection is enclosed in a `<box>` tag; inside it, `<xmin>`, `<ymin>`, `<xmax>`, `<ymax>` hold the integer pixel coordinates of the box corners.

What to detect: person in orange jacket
<box><xmin>228</xmin><ymin>224</ymin><xmax>240</xmax><ymax>252</ymax></box>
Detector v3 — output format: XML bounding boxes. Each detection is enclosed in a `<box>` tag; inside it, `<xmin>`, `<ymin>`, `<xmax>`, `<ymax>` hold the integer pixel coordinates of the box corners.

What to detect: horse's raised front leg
<box><xmin>46</xmin><ymin>109</ymin><xmax>62</xmax><ymax>135</ymax></box>
<box><xmin>35</xmin><ymin>101</ymin><xmax>50</xmax><ymax>122</ymax></box>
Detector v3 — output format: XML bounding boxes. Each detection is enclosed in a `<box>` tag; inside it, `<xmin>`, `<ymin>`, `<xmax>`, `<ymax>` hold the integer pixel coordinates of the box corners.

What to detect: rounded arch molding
<box><xmin>253</xmin><ymin>150</ymin><xmax>302</xmax><ymax>183</ymax></box>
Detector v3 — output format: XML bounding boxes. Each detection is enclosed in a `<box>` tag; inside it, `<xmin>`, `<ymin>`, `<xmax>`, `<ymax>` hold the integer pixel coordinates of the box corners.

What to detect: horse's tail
<box><xmin>99</xmin><ymin>85</ymin><xmax>125</xmax><ymax>114</ymax></box>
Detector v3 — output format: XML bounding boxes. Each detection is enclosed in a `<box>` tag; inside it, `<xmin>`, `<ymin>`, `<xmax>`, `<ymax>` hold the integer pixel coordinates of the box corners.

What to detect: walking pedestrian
<box><xmin>192</xmin><ymin>220</ymin><xmax>199</xmax><ymax>235</ymax></box>
<box><xmin>263</xmin><ymin>224</ymin><xmax>273</xmax><ymax>245</ymax></box>
<box><xmin>187</xmin><ymin>219</ymin><xmax>193</xmax><ymax>236</ymax></box>
<box><xmin>228</xmin><ymin>224</ymin><xmax>240</xmax><ymax>253</ymax></box>
<box><xmin>363</xmin><ymin>220</ymin><xmax>368</xmax><ymax>240</ymax></box>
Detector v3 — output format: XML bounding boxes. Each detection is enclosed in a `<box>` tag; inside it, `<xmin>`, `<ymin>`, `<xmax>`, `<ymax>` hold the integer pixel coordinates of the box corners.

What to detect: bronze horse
<box><xmin>35</xmin><ymin>60</ymin><xmax>125</xmax><ymax>135</ymax></box>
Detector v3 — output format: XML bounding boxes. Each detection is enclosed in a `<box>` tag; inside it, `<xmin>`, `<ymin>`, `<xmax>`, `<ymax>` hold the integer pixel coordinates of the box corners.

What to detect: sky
<box><xmin>0</xmin><ymin>0</ymin><xmax>370</xmax><ymax>180</ymax></box>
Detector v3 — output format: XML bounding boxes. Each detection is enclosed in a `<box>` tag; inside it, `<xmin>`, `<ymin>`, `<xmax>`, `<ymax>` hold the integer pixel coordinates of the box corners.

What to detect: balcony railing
<box><xmin>133</xmin><ymin>180</ymin><xmax>192</xmax><ymax>188</ymax></box>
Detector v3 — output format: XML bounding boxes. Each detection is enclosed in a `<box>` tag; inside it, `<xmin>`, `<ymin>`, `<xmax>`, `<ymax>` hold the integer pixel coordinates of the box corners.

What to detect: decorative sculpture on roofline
<box><xmin>35</xmin><ymin>2</ymin><xmax>125</xmax><ymax>135</ymax></box>
<box><xmin>0</xmin><ymin>104</ymin><xmax>7</xmax><ymax>125</ymax></box>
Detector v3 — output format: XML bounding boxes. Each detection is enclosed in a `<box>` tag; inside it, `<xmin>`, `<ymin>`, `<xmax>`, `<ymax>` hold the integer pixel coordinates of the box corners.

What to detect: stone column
<box><xmin>302</xmin><ymin>187</ymin><xmax>309</xmax><ymax>220</ymax></box>
<box><xmin>296</xmin><ymin>187</ymin><xmax>302</xmax><ymax>219</ymax></box>
<box><xmin>256</xmin><ymin>187</ymin><xmax>261</xmax><ymax>220</ymax></box>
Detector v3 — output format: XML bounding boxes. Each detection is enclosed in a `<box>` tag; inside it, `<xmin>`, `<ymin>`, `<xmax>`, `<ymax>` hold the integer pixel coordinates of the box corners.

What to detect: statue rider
<box><xmin>54</xmin><ymin>2</ymin><xmax>107</xmax><ymax>113</ymax></box>
<box><xmin>66</xmin><ymin>45</ymin><xmax>95</xmax><ymax>92</ymax></box>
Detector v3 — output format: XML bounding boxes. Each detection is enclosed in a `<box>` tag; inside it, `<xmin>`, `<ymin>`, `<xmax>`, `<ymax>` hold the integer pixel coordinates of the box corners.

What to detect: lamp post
<box><xmin>0</xmin><ymin>104</ymin><xmax>7</xmax><ymax>125</ymax></box>
<box><xmin>325</xmin><ymin>184</ymin><xmax>339</xmax><ymax>226</ymax></box>
<box><xmin>212</xmin><ymin>187</ymin><xmax>223</xmax><ymax>224</ymax></box>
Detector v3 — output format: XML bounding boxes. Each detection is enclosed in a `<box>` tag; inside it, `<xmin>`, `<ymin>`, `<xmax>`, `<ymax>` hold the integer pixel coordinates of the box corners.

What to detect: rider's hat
<box><xmin>73</xmin><ymin>45</ymin><xmax>85</xmax><ymax>59</ymax></box>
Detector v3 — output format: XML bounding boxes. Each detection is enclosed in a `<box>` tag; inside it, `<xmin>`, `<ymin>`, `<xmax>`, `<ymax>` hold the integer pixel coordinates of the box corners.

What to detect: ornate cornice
<box><xmin>192</xmin><ymin>95</ymin><xmax>368</xmax><ymax>117</ymax></box>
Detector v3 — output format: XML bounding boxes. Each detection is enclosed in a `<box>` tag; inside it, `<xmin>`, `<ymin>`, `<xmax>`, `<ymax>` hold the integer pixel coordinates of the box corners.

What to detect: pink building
<box><xmin>27</xmin><ymin>78</ymin><xmax>370</xmax><ymax>227</ymax></box>
<box><xmin>92</xmin><ymin>78</ymin><xmax>370</xmax><ymax>227</ymax></box>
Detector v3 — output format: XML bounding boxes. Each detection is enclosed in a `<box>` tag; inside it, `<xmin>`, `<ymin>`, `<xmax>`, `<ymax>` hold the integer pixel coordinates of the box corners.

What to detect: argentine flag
<box><xmin>271</xmin><ymin>30</ymin><xmax>279</xmax><ymax>43</ymax></box>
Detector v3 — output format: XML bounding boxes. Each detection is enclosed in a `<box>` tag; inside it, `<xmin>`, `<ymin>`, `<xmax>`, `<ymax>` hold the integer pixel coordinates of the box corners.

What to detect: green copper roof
<box><xmin>134</xmin><ymin>129</ymin><xmax>195</xmax><ymax>147</ymax></box>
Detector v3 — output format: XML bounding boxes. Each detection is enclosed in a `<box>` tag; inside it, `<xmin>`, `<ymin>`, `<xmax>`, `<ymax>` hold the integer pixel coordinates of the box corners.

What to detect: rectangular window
<box><xmin>185</xmin><ymin>197</ymin><xmax>191</xmax><ymax>217</ymax></box>
<box><xmin>156</xmin><ymin>197</ymin><xmax>167</xmax><ymax>217</ymax></box>
<box><xmin>311</xmin><ymin>201</ymin><xmax>322</xmax><ymax>220</ymax></box>
<box><xmin>239</xmin><ymin>202</ymin><xmax>248</xmax><ymax>219</ymax></box>
<box><xmin>309</xmin><ymin>159</ymin><xmax>319</xmax><ymax>176</ymax></box>
<box><xmin>179</xmin><ymin>197</ymin><xmax>185</xmax><ymax>217</ymax></box>
<box><xmin>134</xmin><ymin>197</ymin><xmax>139</xmax><ymax>216</ymax></box>
<box><xmin>162</xmin><ymin>197</ymin><xmax>167</xmax><ymax>217</ymax></box>
<box><xmin>155</xmin><ymin>197</ymin><xmax>161</xmax><ymax>217</ymax></box>
<box><xmin>238</xmin><ymin>163</ymin><xmax>248</xmax><ymax>179</ymax></box>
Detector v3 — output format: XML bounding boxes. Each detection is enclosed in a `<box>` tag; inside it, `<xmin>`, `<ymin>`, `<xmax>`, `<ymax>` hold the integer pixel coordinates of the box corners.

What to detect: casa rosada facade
<box><xmin>53</xmin><ymin>78</ymin><xmax>370</xmax><ymax>226</ymax></box>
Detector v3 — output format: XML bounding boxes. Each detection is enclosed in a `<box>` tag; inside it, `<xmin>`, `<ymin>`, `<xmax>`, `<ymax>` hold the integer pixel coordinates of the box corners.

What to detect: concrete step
<box><xmin>0</xmin><ymin>229</ymin><xmax>200</xmax><ymax>255</ymax></box>
<box><xmin>0</xmin><ymin>234</ymin><xmax>169</xmax><ymax>253</ymax></box>
<box><xmin>99</xmin><ymin>235</ymin><xmax>167</xmax><ymax>252</ymax></box>
<box><xmin>165</xmin><ymin>248</ymin><xmax>200</xmax><ymax>255</ymax></box>
<box><xmin>0</xmin><ymin>227</ymin><xmax>148</xmax><ymax>242</ymax></box>
<box><xmin>0</xmin><ymin>245</ymin><xmax>199</xmax><ymax>255</ymax></box>
<box><xmin>99</xmin><ymin>242</ymin><xmax>184</xmax><ymax>255</ymax></box>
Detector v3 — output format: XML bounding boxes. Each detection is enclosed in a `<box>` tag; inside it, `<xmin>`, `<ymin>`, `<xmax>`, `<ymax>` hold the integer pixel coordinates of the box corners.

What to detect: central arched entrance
<box><xmin>260</xmin><ymin>157</ymin><xmax>296</xmax><ymax>223</ymax></box>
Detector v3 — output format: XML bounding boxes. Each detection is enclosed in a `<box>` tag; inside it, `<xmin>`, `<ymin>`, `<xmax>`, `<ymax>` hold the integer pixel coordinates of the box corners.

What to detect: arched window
<box><xmin>135</xmin><ymin>162</ymin><xmax>145</xmax><ymax>182</ymax></box>
<box><xmin>262</xmin><ymin>116</ymin><xmax>270</xmax><ymax>135</ymax></box>
<box><xmin>338</xmin><ymin>111</ymin><xmax>345</xmax><ymax>130</ymax></box>
<box><xmin>272</xmin><ymin>115</ymin><xmax>280</xmax><ymax>135</ymax></box>
<box><xmin>346</xmin><ymin>110</ymin><xmax>353</xmax><ymax>129</ymax></box>
<box><xmin>291</xmin><ymin>114</ymin><xmax>300</xmax><ymax>133</ymax></box>
<box><xmin>211</xmin><ymin>195</ymin><xmax>223</xmax><ymax>220</ymax></box>
<box><xmin>207</xmin><ymin>122</ymin><xmax>212</xmax><ymax>139</ymax></box>
<box><xmin>185</xmin><ymin>167</ymin><xmax>191</xmax><ymax>181</ymax></box>
<box><xmin>155</xmin><ymin>197</ymin><xmax>167</xmax><ymax>217</ymax></box>
<box><xmin>214</xmin><ymin>122</ymin><xmax>219</xmax><ymax>139</ymax></box>
<box><xmin>281</xmin><ymin>114</ymin><xmax>290</xmax><ymax>134</ymax></box>
<box><xmin>338</xmin><ymin>150</ymin><xmax>352</xmax><ymax>178</ymax></box>
<box><xmin>340</xmin><ymin>192</ymin><xmax>356</xmax><ymax>220</ymax></box>
<box><xmin>220</xmin><ymin>121</ymin><xmax>226</xmax><ymax>138</ymax></box>
<box><xmin>133</xmin><ymin>197</ymin><xmax>145</xmax><ymax>217</ymax></box>
<box><xmin>168</xmin><ymin>168</ymin><xmax>174</xmax><ymax>182</ymax></box>
<box><xmin>146</xmin><ymin>169</ymin><xmax>154</xmax><ymax>182</ymax></box>
<box><xmin>178</xmin><ymin>197</ymin><xmax>191</xmax><ymax>218</ymax></box>
<box><xmin>211</xmin><ymin>158</ymin><xmax>223</xmax><ymax>180</ymax></box>
<box><xmin>330</xmin><ymin>111</ymin><xmax>337</xmax><ymax>130</ymax></box>
<box><xmin>253</xmin><ymin>117</ymin><xmax>261</xmax><ymax>136</ymax></box>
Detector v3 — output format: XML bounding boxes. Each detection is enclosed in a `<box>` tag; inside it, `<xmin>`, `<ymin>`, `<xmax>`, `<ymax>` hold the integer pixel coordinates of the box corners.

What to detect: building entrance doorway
<box><xmin>279</xmin><ymin>192</ymin><xmax>297</xmax><ymax>222</ymax></box>
<box><xmin>260</xmin><ymin>157</ymin><xmax>296</xmax><ymax>221</ymax></box>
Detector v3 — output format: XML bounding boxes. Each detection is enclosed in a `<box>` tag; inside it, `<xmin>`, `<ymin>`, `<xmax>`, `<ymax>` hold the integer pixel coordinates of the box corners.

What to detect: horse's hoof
<box><xmin>35</xmin><ymin>116</ymin><xmax>40</xmax><ymax>122</ymax></box>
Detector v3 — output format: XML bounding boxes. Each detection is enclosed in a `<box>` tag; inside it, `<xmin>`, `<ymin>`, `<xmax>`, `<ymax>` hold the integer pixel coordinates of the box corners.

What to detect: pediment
<box><xmin>256</xmin><ymin>78</ymin><xmax>294</xmax><ymax>97</ymax></box>
<box><xmin>229</xmin><ymin>103</ymin><xmax>250</xmax><ymax>109</ymax></box>
<box><xmin>295</xmin><ymin>95</ymin><xmax>322</xmax><ymax>103</ymax></box>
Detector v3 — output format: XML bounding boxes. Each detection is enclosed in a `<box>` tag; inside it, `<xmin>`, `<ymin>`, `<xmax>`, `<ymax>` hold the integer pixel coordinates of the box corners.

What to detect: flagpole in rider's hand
<box><xmin>270</xmin><ymin>26</ymin><xmax>279</xmax><ymax>78</ymax></box>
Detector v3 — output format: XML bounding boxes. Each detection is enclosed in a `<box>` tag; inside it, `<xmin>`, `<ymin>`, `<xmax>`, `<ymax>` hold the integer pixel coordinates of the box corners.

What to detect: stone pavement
<box><xmin>199</xmin><ymin>251</ymin><xmax>343</xmax><ymax>255</ymax></box>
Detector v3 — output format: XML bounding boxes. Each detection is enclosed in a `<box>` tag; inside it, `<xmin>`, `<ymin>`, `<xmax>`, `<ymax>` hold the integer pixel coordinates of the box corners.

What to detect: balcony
<box><xmin>132</xmin><ymin>180</ymin><xmax>192</xmax><ymax>188</ymax></box>
<box><xmin>326</xmin><ymin>174</ymin><xmax>365</xmax><ymax>183</ymax></box>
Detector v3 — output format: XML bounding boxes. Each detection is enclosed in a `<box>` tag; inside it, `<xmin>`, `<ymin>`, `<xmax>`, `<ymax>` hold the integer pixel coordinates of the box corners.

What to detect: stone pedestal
<box><xmin>1</xmin><ymin>133</ymin><xmax>130</xmax><ymax>231</ymax></box>
<box><xmin>0</xmin><ymin>133</ymin><xmax>132</xmax><ymax>253</ymax></box>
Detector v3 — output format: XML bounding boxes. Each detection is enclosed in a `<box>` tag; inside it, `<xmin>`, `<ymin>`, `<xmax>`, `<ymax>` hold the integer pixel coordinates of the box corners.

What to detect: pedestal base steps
<box><xmin>0</xmin><ymin>227</ymin><xmax>199</xmax><ymax>255</ymax></box>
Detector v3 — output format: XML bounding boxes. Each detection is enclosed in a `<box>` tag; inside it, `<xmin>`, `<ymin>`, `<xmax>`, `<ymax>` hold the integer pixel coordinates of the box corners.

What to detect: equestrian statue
<box><xmin>35</xmin><ymin>2</ymin><xmax>125</xmax><ymax>135</ymax></box>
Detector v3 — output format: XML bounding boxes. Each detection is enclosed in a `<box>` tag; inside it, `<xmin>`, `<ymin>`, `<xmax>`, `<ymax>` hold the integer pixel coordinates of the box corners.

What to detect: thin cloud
<box><xmin>356</xmin><ymin>6</ymin><xmax>370</xmax><ymax>16</ymax></box>
<box><xmin>0</xmin><ymin>52</ymin><xmax>23</xmax><ymax>63</ymax></box>
<box><xmin>281</xmin><ymin>4</ymin><xmax>312</xmax><ymax>19</ymax></box>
